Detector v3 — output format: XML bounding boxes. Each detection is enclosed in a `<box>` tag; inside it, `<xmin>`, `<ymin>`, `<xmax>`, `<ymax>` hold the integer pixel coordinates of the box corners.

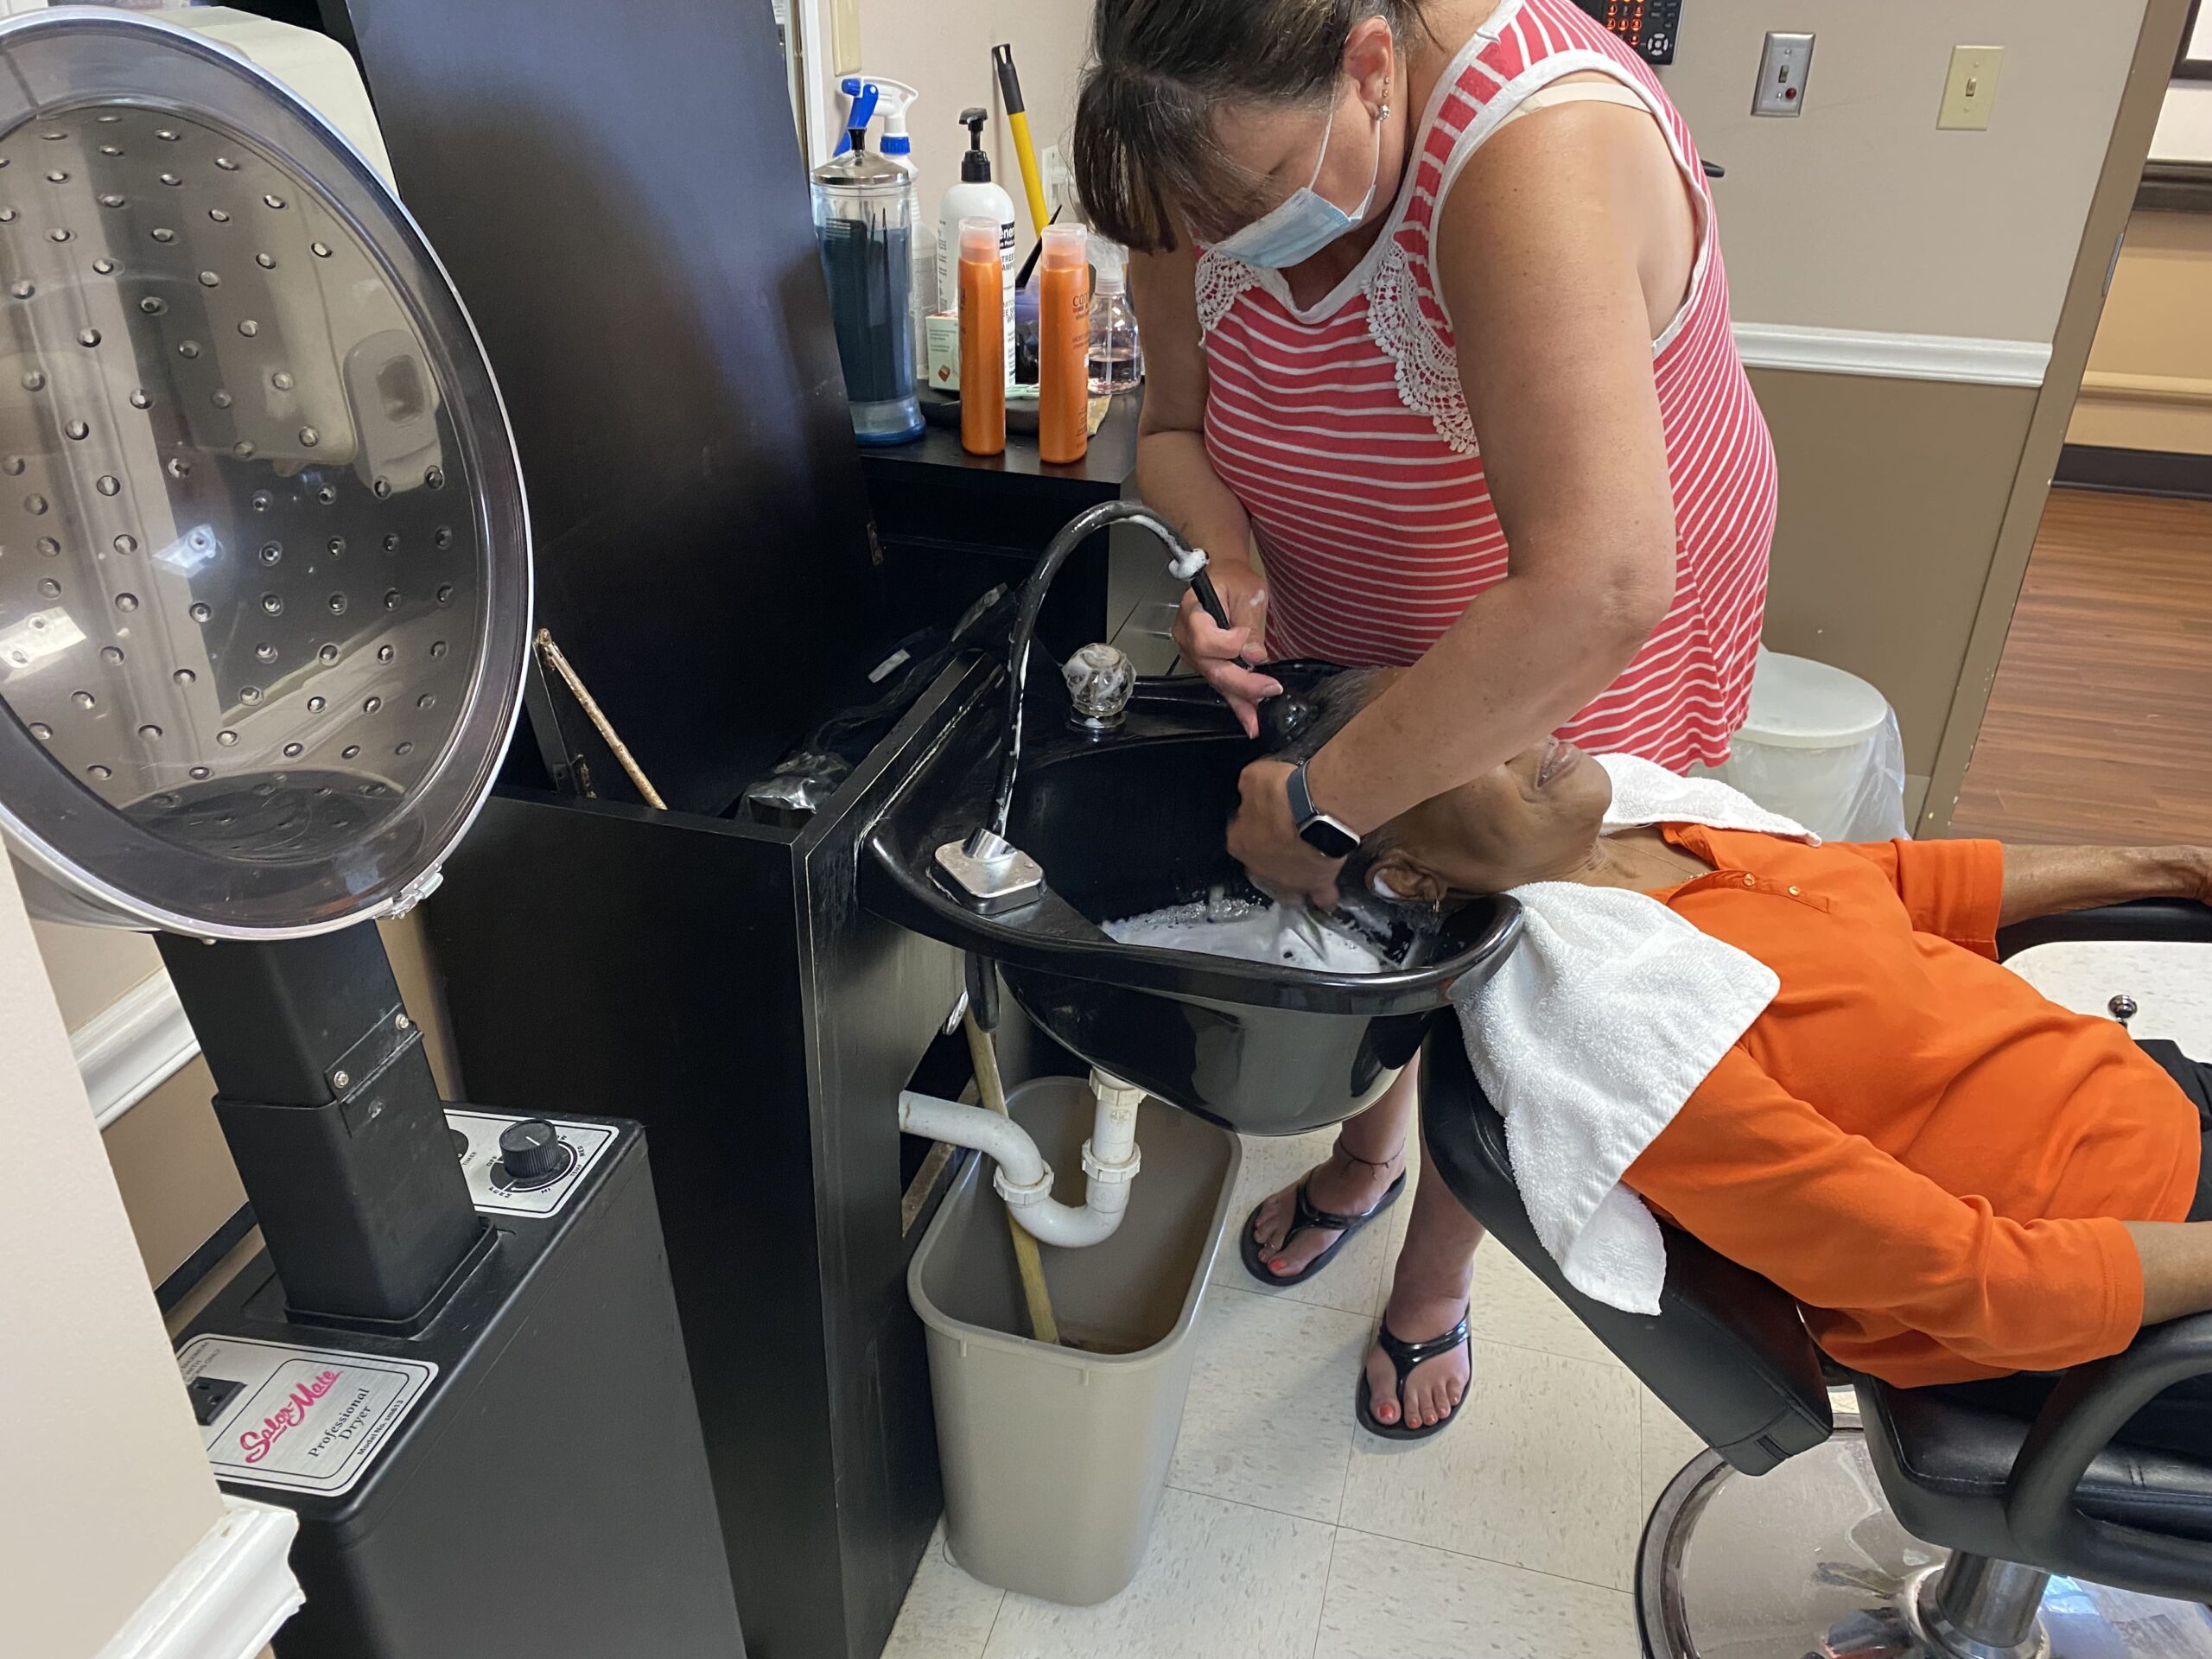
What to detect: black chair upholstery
<box><xmin>1418</xmin><ymin>1023</ymin><xmax>1832</xmax><ymax>1475</ymax></box>
<box><xmin>1865</xmin><ymin>1368</ymin><xmax>2212</xmax><ymax>1560</ymax></box>
<box><xmin>1421</xmin><ymin>898</ymin><xmax>2212</xmax><ymax>1604</ymax></box>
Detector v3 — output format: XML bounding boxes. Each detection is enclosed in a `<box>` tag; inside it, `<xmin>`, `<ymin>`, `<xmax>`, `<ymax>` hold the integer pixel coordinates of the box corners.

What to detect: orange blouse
<box><xmin>1624</xmin><ymin>829</ymin><xmax>2198</xmax><ymax>1387</ymax></box>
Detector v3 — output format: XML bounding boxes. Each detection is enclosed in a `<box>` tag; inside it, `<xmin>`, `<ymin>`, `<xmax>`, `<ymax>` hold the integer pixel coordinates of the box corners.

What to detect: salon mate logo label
<box><xmin>238</xmin><ymin>1367</ymin><xmax>342</xmax><ymax>1465</ymax></box>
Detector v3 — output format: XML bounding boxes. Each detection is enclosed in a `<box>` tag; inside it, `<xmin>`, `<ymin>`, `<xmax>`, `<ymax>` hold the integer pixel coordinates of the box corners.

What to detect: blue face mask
<box><xmin>1211</xmin><ymin>97</ymin><xmax>1383</xmax><ymax>270</ymax></box>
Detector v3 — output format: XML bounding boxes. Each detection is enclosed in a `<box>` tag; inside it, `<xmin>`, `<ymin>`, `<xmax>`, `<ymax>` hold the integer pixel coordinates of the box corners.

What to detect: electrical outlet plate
<box><xmin>1752</xmin><ymin>32</ymin><xmax>1815</xmax><ymax>118</ymax></box>
<box><xmin>1041</xmin><ymin>143</ymin><xmax>1078</xmax><ymax>220</ymax></box>
<box><xmin>1938</xmin><ymin>44</ymin><xmax>2003</xmax><ymax>130</ymax></box>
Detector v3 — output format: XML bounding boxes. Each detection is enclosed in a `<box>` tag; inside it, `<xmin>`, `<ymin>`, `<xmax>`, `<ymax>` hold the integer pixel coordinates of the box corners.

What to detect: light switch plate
<box><xmin>1938</xmin><ymin>44</ymin><xmax>2003</xmax><ymax>130</ymax></box>
<box><xmin>829</xmin><ymin>0</ymin><xmax>862</xmax><ymax>76</ymax></box>
<box><xmin>1752</xmin><ymin>31</ymin><xmax>1815</xmax><ymax>117</ymax></box>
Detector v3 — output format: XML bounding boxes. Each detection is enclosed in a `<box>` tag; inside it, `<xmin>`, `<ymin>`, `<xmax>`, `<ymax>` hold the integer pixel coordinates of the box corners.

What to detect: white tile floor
<box><xmin>883</xmin><ymin>941</ymin><xmax>2212</xmax><ymax>1658</ymax></box>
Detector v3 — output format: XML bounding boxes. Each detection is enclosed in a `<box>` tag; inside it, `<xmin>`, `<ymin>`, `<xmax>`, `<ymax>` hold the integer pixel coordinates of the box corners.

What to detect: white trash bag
<box><xmin>1701</xmin><ymin>650</ymin><xmax>1910</xmax><ymax>842</ymax></box>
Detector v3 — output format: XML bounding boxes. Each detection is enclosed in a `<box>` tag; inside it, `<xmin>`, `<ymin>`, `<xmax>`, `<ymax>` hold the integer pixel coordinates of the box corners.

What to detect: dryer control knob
<box><xmin>498</xmin><ymin>1118</ymin><xmax>569</xmax><ymax>1185</ymax></box>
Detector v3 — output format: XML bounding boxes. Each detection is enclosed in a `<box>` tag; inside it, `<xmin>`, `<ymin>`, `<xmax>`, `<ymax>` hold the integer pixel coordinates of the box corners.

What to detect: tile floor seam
<box><xmin>1306</xmin><ymin>1527</ymin><xmax>1341</xmax><ymax>1659</ymax></box>
<box><xmin>1460</xmin><ymin>1325</ymin><xmax>1625</xmax><ymax>1371</ymax></box>
<box><xmin>1161</xmin><ymin>1469</ymin><xmax>1354</xmax><ymax>1529</ymax></box>
<box><xmin>1326</xmin><ymin>1516</ymin><xmax>1639</xmax><ymax>1597</ymax></box>
<box><xmin>976</xmin><ymin>1580</ymin><xmax>1007</xmax><ymax>1659</ymax></box>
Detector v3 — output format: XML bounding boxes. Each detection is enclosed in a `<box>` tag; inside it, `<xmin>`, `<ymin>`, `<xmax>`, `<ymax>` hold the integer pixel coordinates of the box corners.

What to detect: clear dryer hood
<box><xmin>0</xmin><ymin>8</ymin><xmax>531</xmax><ymax>938</ymax></box>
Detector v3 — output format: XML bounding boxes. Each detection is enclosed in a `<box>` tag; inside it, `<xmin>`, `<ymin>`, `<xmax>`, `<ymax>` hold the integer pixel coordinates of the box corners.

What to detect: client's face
<box><xmin>1370</xmin><ymin>736</ymin><xmax>1613</xmax><ymax>901</ymax></box>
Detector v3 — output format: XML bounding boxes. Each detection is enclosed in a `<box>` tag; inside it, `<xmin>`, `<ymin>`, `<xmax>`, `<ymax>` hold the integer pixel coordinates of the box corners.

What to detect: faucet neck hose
<box><xmin>989</xmin><ymin>501</ymin><xmax>1199</xmax><ymax>836</ymax></box>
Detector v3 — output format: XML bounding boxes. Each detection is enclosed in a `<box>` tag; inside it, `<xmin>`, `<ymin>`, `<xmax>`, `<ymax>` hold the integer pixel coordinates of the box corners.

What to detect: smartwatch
<box><xmin>1285</xmin><ymin>760</ymin><xmax>1359</xmax><ymax>860</ymax></box>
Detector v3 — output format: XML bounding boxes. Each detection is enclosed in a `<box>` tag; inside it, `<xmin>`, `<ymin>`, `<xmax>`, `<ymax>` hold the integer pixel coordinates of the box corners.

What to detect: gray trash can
<box><xmin>908</xmin><ymin>1075</ymin><xmax>1242</xmax><ymax>1605</ymax></box>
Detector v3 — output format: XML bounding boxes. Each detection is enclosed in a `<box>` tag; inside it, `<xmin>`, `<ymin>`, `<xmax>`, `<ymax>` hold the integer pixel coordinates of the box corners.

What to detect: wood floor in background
<box><xmin>1953</xmin><ymin>488</ymin><xmax>2212</xmax><ymax>844</ymax></box>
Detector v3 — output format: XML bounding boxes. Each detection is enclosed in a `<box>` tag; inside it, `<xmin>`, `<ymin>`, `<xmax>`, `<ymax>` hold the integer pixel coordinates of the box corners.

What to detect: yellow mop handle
<box><xmin>1006</xmin><ymin>111</ymin><xmax>1049</xmax><ymax>238</ymax></box>
<box><xmin>994</xmin><ymin>44</ymin><xmax>1052</xmax><ymax>238</ymax></box>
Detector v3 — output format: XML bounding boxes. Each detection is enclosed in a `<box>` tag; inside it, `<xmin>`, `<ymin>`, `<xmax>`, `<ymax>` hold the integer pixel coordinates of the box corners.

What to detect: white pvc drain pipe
<box><xmin>899</xmin><ymin>1071</ymin><xmax>1145</xmax><ymax>1249</ymax></box>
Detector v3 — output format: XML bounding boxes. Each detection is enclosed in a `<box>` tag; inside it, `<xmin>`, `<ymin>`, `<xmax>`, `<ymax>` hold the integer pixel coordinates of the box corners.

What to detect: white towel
<box><xmin>1449</xmin><ymin>757</ymin><xmax>1815</xmax><ymax>1314</ymax></box>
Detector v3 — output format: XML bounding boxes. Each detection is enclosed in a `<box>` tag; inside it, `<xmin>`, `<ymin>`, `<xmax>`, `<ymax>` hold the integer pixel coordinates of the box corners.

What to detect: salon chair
<box><xmin>1421</xmin><ymin>899</ymin><xmax>2212</xmax><ymax>1659</ymax></box>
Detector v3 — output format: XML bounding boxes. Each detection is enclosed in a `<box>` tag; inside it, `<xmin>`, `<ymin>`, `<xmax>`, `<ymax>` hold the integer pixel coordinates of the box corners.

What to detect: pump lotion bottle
<box><xmin>938</xmin><ymin>108</ymin><xmax>1015</xmax><ymax>389</ymax></box>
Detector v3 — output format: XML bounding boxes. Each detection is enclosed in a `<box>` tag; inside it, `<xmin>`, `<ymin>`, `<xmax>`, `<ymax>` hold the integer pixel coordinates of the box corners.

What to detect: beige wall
<box><xmin>2067</xmin><ymin>210</ymin><xmax>2212</xmax><ymax>455</ymax></box>
<box><xmin>1650</xmin><ymin>1</ymin><xmax>2176</xmax><ymax>822</ymax></box>
<box><xmin>103</xmin><ymin>1055</ymin><xmax>248</xmax><ymax>1288</ymax></box>
<box><xmin>1654</xmin><ymin>0</ymin><xmax>2145</xmax><ymax>342</ymax></box>
<box><xmin>821</xmin><ymin>0</ymin><xmax>1090</xmax><ymax>252</ymax></box>
<box><xmin>30</xmin><ymin>917</ymin><xmax>161</xmax><ymax>1031</ymax></box>
<box><xmin>1751</xmin><ymin>370</ymin><xmax>2038</xmax><ymax>779</ymax></box>
<box><xmin>0</xmin><ymin>859</ymin><xmax>226</xmax><ymax>1658</ymax></box>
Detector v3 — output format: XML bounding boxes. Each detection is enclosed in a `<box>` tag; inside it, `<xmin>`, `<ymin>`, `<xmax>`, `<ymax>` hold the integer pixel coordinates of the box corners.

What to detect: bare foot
<box><xmin>1363</xmin><ymin>1284</ymin><xmax>1472</xmax><ymax>1432</ymax></box>
<box><xmin>1248</xmin><ymin>1142</ymin><xmax>1404</xmax><ymax>1281</ymax></box>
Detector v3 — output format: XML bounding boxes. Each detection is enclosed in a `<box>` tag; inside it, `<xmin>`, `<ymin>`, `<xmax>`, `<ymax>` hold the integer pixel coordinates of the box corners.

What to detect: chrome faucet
<box><xmin>989</xmin><ymin>500</ymin><xmax>1205</xmax><ymax>836</ymax></box>
<box><xmin>933</xmin><ymin>500</ymin><xmax>1210</xmax><ymax>914</ymax></box>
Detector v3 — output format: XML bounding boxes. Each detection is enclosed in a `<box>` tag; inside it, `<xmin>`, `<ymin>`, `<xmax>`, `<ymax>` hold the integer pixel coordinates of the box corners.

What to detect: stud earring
<box><xmin>1378</xmin><ymin>102</ymin><xmax>1391</xmax><ymax>120</ymax></box>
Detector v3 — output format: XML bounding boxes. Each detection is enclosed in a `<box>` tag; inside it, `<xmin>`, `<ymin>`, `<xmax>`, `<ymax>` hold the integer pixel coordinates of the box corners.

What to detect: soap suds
<box><xmin>1104</xmin><ymin>899</ymin><xmax>1388</xmax><ymax>973</ymax></box>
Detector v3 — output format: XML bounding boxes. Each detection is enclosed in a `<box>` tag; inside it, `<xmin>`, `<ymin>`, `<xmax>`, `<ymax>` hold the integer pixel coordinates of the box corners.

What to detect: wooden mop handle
<box><xmin>963</xmin><ymin>1008</ymin><xmax>1061</xmax><ymax>1346</ymax></box>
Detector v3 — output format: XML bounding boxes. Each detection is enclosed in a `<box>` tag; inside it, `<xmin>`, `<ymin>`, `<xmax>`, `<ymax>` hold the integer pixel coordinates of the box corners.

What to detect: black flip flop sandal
<box><xmin>1237</xmin><ymin>1167</ymin><xmax>1407</xmax><ymax>1288</ymax></box>
<box><xmin>1356</xmin><ymin>1307</ymin><xmax>1474</xmax><ymax>1441</ymax></box>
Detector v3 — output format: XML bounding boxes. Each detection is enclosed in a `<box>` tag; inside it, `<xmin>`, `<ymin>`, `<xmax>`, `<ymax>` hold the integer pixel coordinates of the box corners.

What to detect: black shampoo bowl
<box><xmin>862</xmin><ymin>667</ymin><xmax>1521</xmax><ymax>1135</ymax></box>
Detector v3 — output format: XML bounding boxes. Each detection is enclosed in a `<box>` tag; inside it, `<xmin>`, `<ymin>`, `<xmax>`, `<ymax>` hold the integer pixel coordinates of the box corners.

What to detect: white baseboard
<box><xmin>73</xmin><ymin>971</ymin><xmax>200</xmax><ymax>1129</ymax></box>
<box><xmin>98</xmin><ymin>1497</ymin><xmax>302</xmax><ymax>1659</ymax></box>
<box><xmin>1734</xmin><ymin>322</ymin><xmax>2051</xmax><ymax>389</ymax></box>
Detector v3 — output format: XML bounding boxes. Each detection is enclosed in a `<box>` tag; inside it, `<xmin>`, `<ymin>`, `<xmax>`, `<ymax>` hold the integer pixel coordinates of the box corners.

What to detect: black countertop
<box><xmin>858</xmin><ymin>392</ymin><xmax>1142</xmax><ymax>660</ymax></box>
<box><xmin>860</xmin><ymin>393</ymin><xmax>1141</xmax><ymax>495</ymax></box>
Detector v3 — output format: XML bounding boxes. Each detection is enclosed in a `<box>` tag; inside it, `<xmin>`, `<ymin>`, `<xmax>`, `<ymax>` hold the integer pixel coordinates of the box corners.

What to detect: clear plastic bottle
<box><xmin>811</xmin><ymin>127</ymin><xmax>923</xmax><ymax>446</ymax></box>
<box><xmin>1087</xmin><ymin>240</ymin><xmax>1142</xmax><ymax>396</ymax></box>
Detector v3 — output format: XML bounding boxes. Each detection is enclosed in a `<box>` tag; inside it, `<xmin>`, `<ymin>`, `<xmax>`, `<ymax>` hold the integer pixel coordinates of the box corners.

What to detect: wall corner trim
<box><xmin>95</xmin><ymin>1497</ymin><xmax>302</xmax><ymax>1659</ymax></box>
<box><xmin>1734</xmin><ymin>322</ymin><xmax>2053</xmax><ymax>388</ymax></box>
<box><xmin>74</xmin><ymin>970</ymin><xmax>200</xmax><ymax>1130</ymax></box>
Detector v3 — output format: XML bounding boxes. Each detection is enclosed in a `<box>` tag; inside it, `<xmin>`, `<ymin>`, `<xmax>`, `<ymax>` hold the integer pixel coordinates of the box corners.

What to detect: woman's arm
<box><xmin>1127</xmin><ymin>244</ymin><xmax>1281</xmax><ymax>732</ymax></box>
<box><xmin>1998</xmin><ymin>845</ymin><xmax>2212</xmax><ymax>928</ymax></box>
<box><xmin>1304</xmin><ymin>103</ymin><xmax>1686</xmax><ymax>836</ymax></box>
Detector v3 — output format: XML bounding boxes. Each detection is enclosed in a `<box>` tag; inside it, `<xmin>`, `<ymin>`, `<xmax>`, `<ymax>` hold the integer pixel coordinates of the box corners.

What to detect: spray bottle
<box><xmin>836</xmin><ymin>77</ymin><xmax>928</xmax><ymax>345</ymax></box>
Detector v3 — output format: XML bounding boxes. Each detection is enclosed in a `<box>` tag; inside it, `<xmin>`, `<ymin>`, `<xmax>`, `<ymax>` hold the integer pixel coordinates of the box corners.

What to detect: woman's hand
<box><xmin>1228</xmin><ymin>760</ymin><xmax>1345</xmax><ymax>909</ymax></box>
<box><xmin>1173</xmin><ymin>558</ymin><xmax>1283</xmax><ymax>739</ymax></box>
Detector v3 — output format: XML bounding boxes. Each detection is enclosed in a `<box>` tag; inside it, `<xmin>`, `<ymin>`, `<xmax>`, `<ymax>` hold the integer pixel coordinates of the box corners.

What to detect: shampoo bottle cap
<box><xmin>959</xmin><ymin>214</ymin><xmax>1001</xmax><ymax>263</ymax></box>
<box><xmin>1040</xmin><ymin>222</ymin><xmax>1087</xmax><ymax>270</ymax></box>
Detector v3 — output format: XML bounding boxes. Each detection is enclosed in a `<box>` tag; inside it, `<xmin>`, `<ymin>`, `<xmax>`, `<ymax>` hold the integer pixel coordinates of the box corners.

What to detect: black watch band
<box><xmin>1286</xmin><ymin>761</ymin><xmax>1360</xmax><ymax>860</ymax></box>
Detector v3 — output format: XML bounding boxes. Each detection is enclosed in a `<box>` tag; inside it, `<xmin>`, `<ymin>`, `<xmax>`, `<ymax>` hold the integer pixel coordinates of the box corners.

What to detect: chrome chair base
<box><xmin>1639</xmin><ymin>1427</ymin><xmax>2212</xmax><ymax>1659</ymax></box>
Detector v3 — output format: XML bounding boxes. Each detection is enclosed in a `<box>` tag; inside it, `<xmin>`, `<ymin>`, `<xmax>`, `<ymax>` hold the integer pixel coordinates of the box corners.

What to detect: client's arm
<box><xmin>1999</xmin><ymin>845</ymin><xmax>2212</xmax><ymax>929</ymax></box>
<box><xmin>1628</xmin><ymin>1046</ymin><xmax>2145</xmax><ymax>1372</ymax></box>
<box><xmin>2125</xmin><ymin>1223</ymin><xmax>2212</xmax><ymax>1326</ymax></box>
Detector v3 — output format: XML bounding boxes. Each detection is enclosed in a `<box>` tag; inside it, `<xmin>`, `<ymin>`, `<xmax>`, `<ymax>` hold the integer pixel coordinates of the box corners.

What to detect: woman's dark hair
<box><xmin>1268</xmin><ymin>667</ymin><xmax>1384</xmax><ymax>772</ymax></box>
<box><xmin>1074</xmin><ymin>0</ymin><xmax>1428</xmax><ymax>253</ymax></box>
<box><xmin>1267</xmin><ymin>668</ymin><xmax>1399</xmax><ymax>867</ymax></box>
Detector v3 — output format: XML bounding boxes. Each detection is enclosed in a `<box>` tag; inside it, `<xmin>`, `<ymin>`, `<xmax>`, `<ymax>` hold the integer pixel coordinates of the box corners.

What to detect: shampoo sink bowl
<box><xmin>862</xmin><ymin>664</ymin><xmax>1521</xmax><ymax>1135</ymax></box>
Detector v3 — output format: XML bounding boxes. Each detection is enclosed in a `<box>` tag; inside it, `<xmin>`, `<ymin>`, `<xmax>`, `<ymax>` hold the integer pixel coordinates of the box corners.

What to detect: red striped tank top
<box><xmin>1198</xmin><ymin>0</ymin><xmax>1777</xmax><ymax>772</ymax></box>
